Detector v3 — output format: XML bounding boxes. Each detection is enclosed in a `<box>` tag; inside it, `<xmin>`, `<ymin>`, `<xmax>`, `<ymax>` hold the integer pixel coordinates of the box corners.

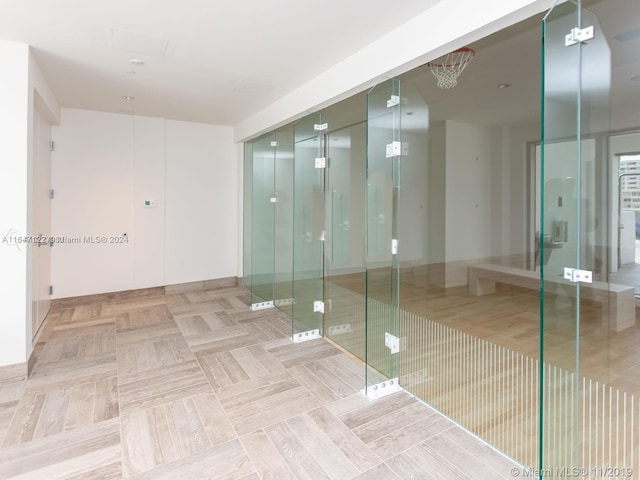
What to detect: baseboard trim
<box><xmin>165</xmin><ymin>276</ymin><xmax>238</xmax><ymax>294</ymax></box>
<box><xmin>50</xmin><ymin>277</ymin><xmax>241</xmax><ymax>308</ymax></box>
<box><xmin>51</xmin><ymin>286</ymin><xmax>165</xmax><ymax>310</ymax></box>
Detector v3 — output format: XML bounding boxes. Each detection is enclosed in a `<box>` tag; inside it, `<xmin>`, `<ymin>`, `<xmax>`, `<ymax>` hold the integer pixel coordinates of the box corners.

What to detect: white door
<box><xmin>32</xmin><ymin>107</ymin><xmax>52</xmax><ymax>338</ymax></box>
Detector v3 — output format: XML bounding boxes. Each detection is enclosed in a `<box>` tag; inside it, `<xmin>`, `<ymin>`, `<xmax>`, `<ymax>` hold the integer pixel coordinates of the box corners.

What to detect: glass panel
<box><xmin>325</xmin><ymin>121</ymin><xmax>367</xmax><ymax>359</ymax></box>
<box><xmin>273</xmin><ymin>126</ymin><xmax>295</xmax><ymax>316</ymax></box>
<box><xmin>292</xmin><ymin>113</ymin><xmax>325</xmax><ymax>338</ymax></box>
<box><xmin>243</xmin><ymin>141</ymin><xmax>253</xmax><ymax>290</ymax></box>
<box><xmin>251</xmin><ymin>132</ymin><xmax>276</xmax><ymax>305</ymax></box>
<box><xmin>365</xmin><ymin>78</ymin><xmax>401</xmax><ymax>394</ymax></box>
<box><xmin>542</xmin><ymin>1</ymin><xmax>612</xmax><ymax>475</ymax></box>
<box><xmin>395</xmin><ymin>67</ymin><xmax>542</xmax><ymax>467</ymax></box>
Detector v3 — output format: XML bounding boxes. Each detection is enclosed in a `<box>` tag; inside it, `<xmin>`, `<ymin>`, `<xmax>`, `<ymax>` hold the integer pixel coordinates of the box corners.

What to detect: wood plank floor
<box><xmin>0</xmin><ymin>285</ymin><xmax>521</xmax><ymax>479</ymax></box>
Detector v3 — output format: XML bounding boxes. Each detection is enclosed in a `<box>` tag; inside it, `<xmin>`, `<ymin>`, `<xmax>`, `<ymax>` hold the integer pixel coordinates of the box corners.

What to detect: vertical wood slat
<box><xmin>394</xmin><ymin>306</ymin><xmax>639</xmax><ymax>478</ymax></box>
<box><xmin>351</xmin><ymin>292</ymin><xmax>640</xmax><ymax>478</ymax></box>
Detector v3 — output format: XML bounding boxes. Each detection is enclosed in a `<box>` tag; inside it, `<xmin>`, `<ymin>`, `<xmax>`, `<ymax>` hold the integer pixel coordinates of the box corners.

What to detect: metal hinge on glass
<box><xmin>315</xmin><ymin>157</ymin><xmax>327</xmax><ymax>169</ymax></box>
<box><xmin>386</xmin><ymin>141</ymin><xmax>408</xmax><ymax>158</ymax></box>
<box><xmin>313</xmin><ymin>301</ymin><xmax>325</xmax><ymax>313</ymax></box>
<box><xmin>314</xmin><ymin>123</ymin><xmax>328</xmax><ymax>131</ymax></box>
<box><xmin>563</xmin><ymin>267</ymin><xmax>593</xmax><ymax>284</ymax></box>
<box><xmin>385</xmin><ymin>332</ymin><xmax>400</xmax><ymax>354</ymax></box>
<box><xmin>391</xmin><ymin>239</ymin><xmax>398</xmax><ymax>255</ymax></box>
<box><xmin>565</xmin><ymin>25</ymin><xmax>594</xmax><ymax>46</ymax></box>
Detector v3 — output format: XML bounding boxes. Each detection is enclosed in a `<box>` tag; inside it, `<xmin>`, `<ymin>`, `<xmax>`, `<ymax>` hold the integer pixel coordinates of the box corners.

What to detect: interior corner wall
<box><xmin>0</xmin><ymin>40</ymin><xmax>30</xmax><ymax>367</ymax></box>
<box><xmin>51</xmin><ymin>109</ymin><xmax>237</xmax><ymax>298</ymax></box>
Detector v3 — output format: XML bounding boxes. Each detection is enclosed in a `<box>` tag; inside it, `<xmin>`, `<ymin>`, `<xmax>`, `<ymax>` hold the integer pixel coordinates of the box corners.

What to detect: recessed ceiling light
<box><xmin>631</xmin><ymin>75</ymin><xmax>640</xmax><ymax>82</ymax></box>
<box><xmin>406</xmin><ymin>112</ymin><xmax>414</xmax><ymax>116</ymax></box>
<box><xmin>498</xmin><ymin>83</ymin><xmax>511</xmax><ymax>88</ymax></box>
<box><xmin>122</xmin><ymin>96</ymin><xmax>135</xmax><ymax>101</ymax></box>
<box><xmin>129</xmin><ymin>59</ymin><xmax>144</xmax><ymax>66</ymax></box>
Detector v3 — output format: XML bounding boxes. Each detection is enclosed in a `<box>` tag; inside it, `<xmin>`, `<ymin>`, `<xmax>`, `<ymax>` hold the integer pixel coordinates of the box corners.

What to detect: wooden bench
<box><xmin>468</xmin><ymin>264</ymin><xmax>636</xmax><ymax>332</ymax></box>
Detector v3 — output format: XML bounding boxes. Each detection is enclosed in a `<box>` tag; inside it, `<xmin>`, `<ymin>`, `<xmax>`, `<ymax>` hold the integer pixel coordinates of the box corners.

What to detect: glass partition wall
<box><xmin>243</xmin><ymin>2</ymin><xmax>637</xmax><ymax>472</ymax></box>
<box><xmin>246</xmin><ymin>128</ymin><xmax>294</xmax><ymax>311</ymax></box>
<box><xmin>249</xmin><ymin>132</ymin><xmax>276</xmax><ymax>307</ymax></box>
<box><xmin>324</xmin><ymin>121</ymin><xmax>367</xmax><ymax>359</ymax></box>
<box><xmin>291</xmin><ymin>113</ymin><xmax>326</xmax><ymax>341</ymax></box>
<box><xmin>542</xmin><ymin>1</ymin><xmax>621</xmax><ymax>477</ymax></box>
<box><xmin>364</xmin><ymin>79</ymin><xmax>403</xmax><ymax>398</ymax></box>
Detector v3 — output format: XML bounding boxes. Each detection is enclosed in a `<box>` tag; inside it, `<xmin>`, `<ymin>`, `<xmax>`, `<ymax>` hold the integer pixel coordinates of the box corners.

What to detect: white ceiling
<box><xmin>1</xmin><ymin>0</ymin><xmax>637</xmax><ymax>130</ymax></box>
<box><xmin>0</xmin><ymin>0</ymin><xmax>442</xmax><ymax>126</ymax></box>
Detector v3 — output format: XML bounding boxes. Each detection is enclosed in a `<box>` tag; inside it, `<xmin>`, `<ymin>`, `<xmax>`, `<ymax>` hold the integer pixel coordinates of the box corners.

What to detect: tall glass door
<box><xmin>250</xmin><ymin>132</ymin><xmax>276</xmax><ymax>307</ymax></box>
<box><xmin>325</xmin><ymin>122</ymin><xmax>367</xmax><ymax>359</ymax></box>
<box><xmin>292</xmin><ymin>113</ymin><xmax>326</xmax><ymax>341</ymax></box>
<box><xmin>365</xmin><ymin>79</ymin><xmax>402</xmax><ymax>398</ymax></box>
<box><xmin>273</xmin><ymin>127</ymin><xmax>295</xmax><ymax>315</ymax></box>
<box><xmin>541</xmin><ymin>0</ymin><xmax>612</xmax><ymax>475</ymax></box>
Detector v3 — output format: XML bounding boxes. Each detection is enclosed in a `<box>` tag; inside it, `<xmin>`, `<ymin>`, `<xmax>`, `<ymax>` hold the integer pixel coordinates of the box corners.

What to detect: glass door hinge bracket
<box><xmin>385</xmin><ymin>332</ymin><xmax>400</xmax><ymax>354</ymax></box>
<box><xmin>313</xmin><ymin>300</ymin><xmax>325</xmax><ymax>313</ymax></box>
<box><xmin>386</xmin><ymin>141</ymin><xmax>408</xmax><ymax>158</ymax></box>
<box><xmin>387</xmin><ymin>95</ymin><xmax>400</xmax><ymax>107</ymax></box>
<box><xmin>565</xmin><ymin>26</ymin><xmax>594</xmax><ymax>46</ymax></box>
<box><xmin>563</xmin><ymin>267</ymin><xmax>593</xmax><ymax>283</ymax></box>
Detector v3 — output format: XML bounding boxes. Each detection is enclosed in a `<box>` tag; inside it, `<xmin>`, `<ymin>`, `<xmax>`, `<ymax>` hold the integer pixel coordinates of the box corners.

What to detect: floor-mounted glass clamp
<box><xmin>251</xmin><ymin>300</ymin><xmax>274</xmax><ymax>311</ymax></box>
<box><xmin>292</xmin><ymin>329</ymin><xmax>321</xmax><ymax>343</ymax></box>
<box><xmin>364</xmin><ymin>378</ymin><xmax>401</xmax><ymax>400</ymax></box>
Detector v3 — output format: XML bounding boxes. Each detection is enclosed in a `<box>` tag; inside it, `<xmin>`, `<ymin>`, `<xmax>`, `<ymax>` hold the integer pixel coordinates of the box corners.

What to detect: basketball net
<box><xmin>427</xmin><ymin>48</ymin><xmax>475</xmax><ymax>89</ymax></box>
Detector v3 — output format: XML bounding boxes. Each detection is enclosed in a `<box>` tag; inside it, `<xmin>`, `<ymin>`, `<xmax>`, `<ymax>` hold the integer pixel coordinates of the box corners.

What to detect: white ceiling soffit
<box><xmin>0</xmin><ymin>0</ymin><xmax>443</xmax><ymax>126</ymax></box>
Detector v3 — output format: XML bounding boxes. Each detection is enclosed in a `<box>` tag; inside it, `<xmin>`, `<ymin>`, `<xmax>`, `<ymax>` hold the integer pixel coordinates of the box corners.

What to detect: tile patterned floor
<box><xmin>0</xmin><ymin>286</ymin><xmax>520</xmax><ymax>479</ymax></box>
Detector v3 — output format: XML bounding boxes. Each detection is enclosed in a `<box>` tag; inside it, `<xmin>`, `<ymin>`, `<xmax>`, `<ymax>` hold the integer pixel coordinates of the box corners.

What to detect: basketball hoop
<box><xmin>427</xmin><ymin>47</ymin><xmax>475</xmax><ymax>89</ymax></box>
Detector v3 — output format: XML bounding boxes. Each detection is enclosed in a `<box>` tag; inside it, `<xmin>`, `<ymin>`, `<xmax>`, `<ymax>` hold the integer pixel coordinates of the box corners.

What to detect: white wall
<box><xmin>414</xmin><ymin>118</ymin><xmax>537</xmax><ymax>285</ymax></box>
<box><xmin>52</xmin><ymin>109</ymin><xmax>135</xmax><ymax>298</ymax></box>
<box><xmin>505</xmin><ymin>120</ymin><xmax>539</xmax><ymax>259</ymax></box>
<box><xmin>427</xmin><ymin>121</ymin><xmax>446</xmax><ymax>265</ymax></box>
<box><xmin>51</xmin><ymin>109</ymin><xmax>237</xmax><ymax>298</ymax></box>
<box><xmin>445</xmin><ymin>120</ymin><xmax>493</xmax><ymax>262</ymax></box>
<box><xmin>165</xmin><ymin>120</ymin><xmax>237</xmax><ymax>285</ymax></box>
<box><xmin>133</xmin><ymin>116</ymin><xmax>166</xmax><ymax>288</ymax></box>
<box><xmin>0</xmin><ymin>41</ymin><xmax>30</xmax><ymax>367</ymax></box>
<box><xmin>0</xmin><ymin>41</ymin><xmax>60</xmax><ymax>368</ymax></box>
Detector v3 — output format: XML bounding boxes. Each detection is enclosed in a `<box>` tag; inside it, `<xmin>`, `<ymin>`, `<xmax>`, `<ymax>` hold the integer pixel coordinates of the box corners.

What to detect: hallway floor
<box><xmin>0</xmin><ymin>285</ymin><xmax>519</xmax><ymax>479</ymax></box>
